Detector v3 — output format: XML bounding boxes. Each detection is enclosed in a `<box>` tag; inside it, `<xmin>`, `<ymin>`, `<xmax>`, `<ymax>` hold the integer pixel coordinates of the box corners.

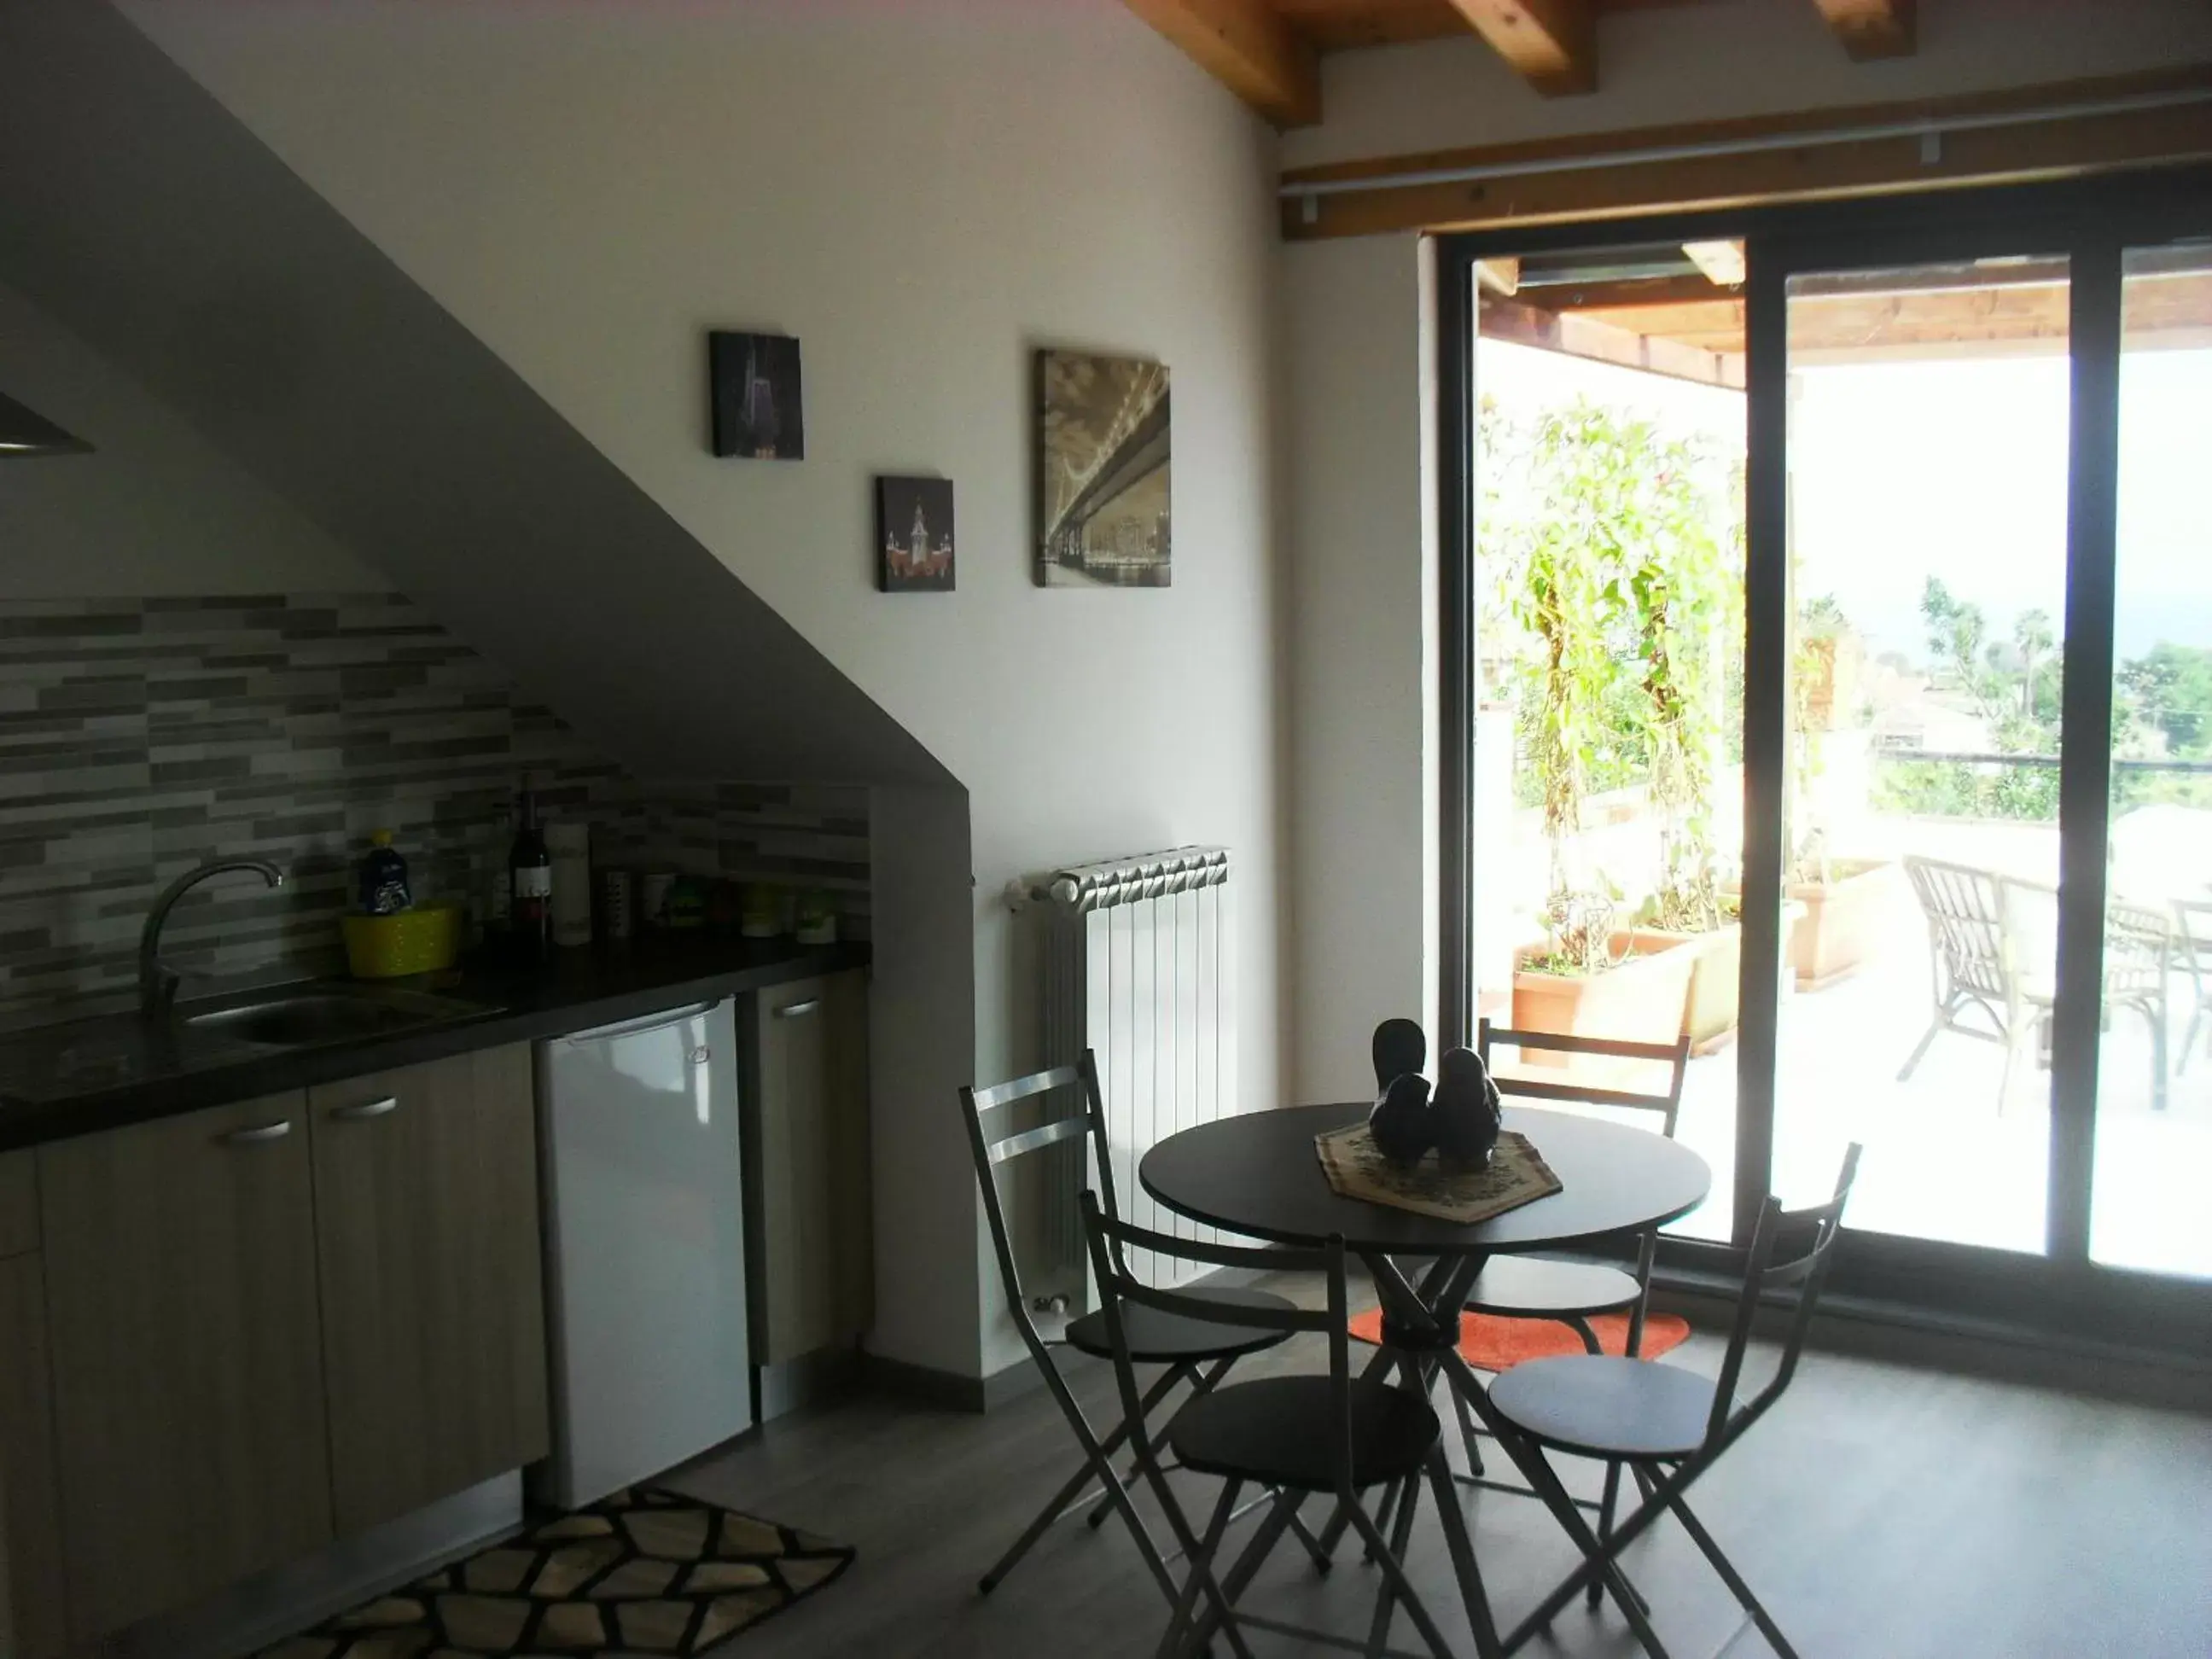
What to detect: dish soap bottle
<box><xmin>358</xmin><ymin>829</ymin><xmax>412</xmax><ymax>916</ymax></box>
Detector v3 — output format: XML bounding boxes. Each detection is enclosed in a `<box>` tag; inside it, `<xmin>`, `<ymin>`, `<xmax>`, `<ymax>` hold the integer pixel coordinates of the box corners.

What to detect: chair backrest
<box><xmin>2170</xmin><ymin>897</ymin><xmax>2212</xmax><ymax>969</ymax></box>
<box><xmin>1903</xmin><ymin>855</ymin><xmax>2017</xmax><ymax>998</ymax></box>
<box><xmin>958</xmin><ymin>1051</ymin><xmax>1120</xmax><ymax>1364</ymax></box>
<box><xmin>1703</xmin><ymin>1142</ymin><xmax>1862</xmax><ymax>1451</ymax></box>
<box><xmin>1080</xmin><ymin>1191</ymin><xmax>1365</xmax><ymax>1498</ymax></box>
<box><xmin>2104</xmin><ymin>898</ymin><xmax>2172</xmax><ymax>995</ymax></box>
<box><xmin>1476</xmin><ymin>1017</ymin><xmax>1691</xmax><ymax>1140</ymax></box>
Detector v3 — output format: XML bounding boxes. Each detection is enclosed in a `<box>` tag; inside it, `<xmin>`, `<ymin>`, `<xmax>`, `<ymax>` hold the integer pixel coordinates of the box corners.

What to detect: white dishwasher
<box><xmin>535</xmin><ymin>997</ymin><xmax>751</xmax><ymax>1510</ymax></box>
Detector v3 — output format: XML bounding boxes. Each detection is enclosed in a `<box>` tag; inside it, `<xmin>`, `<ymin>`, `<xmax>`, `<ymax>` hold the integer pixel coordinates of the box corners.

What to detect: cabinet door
<box><xmin>752</xmin><ymin>973</ymin><xmax>871</xmax><ymax>1363</ymax></box>
<box><xmin>310</xmin><ymin>1045</ymin><xmax>549</xmax><ymax>1534</ymax></box>
<box><xmin>40</xmin><ymin>1095</ymin><xmax>331</xmax><ymax>1639</ymax></box>
<box><xmin>0</xmin><ymin>1149</ymin><xmax>64</xmax><ymax>1658</ymax></box>
<box><xmin>0</xmin><ymin>1251</ymin><xmax>65</xmax><ymax>1659</ymax></box>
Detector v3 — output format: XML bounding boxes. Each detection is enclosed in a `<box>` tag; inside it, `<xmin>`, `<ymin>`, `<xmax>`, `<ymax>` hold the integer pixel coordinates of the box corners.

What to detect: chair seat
<box><xmin>1463</xmin><ymin>1255</ymin><xmax>1642</xmax><ymax>1320</ymax></box>
<box><xmin>1170</xmin><ymin>1376</ymin><xmax>1438</xmax><ymax>1493</ymax></box>
<box><xmin>1488</xmin><ymin>1354</ymin><xmax>1720</xmax><ymax>1461</ymax></box>
<box><xmin>1062</xmin><ymin>1285</ymin><xmax>1294</xmax><ymax>1364</ymax></box>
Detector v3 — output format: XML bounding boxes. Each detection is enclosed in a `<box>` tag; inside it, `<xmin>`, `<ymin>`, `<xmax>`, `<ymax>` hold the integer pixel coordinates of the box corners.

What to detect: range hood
<box><xmin>0</xmin><ymin>389</ymin><xmax>91</xmax><ymax>457</ymax></box>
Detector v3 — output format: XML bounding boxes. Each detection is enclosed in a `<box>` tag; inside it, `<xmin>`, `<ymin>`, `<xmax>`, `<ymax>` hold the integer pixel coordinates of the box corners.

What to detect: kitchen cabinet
<box><xmin>741</xmin><ymin>971</ymin><xmax>871</xmax><ymax>1365</ymax></box>
<box><xmin>309</xmin><ymin>1045</ymin><xmax>549</xmax><ymax>1534</ymax></box>
<box><xmin>0</xmin><ymin>1151</ymin><xmax>64</xmax><ymax>1659</ymax></box>
<box><xmin>39</xmin><ymin>1094</ymin><xmax>333</xmax><ymax>1639</ymax></box>
<box><xmin>0</xmin><ymin>1150</ymin><xmax>35</xmax><ymax>1258</ymax></box>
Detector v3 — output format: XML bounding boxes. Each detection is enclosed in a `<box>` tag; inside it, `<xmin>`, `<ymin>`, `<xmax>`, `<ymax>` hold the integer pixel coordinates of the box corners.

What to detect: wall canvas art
<box><xmin>876</xmin><ymin>475</ymin><xmax>955</xmax><ymax>592</ymax></box>
<box><xmin>1036</xmin><ymin>349</ymin><xmax>1170</xmax><ymax>588</ymax></box>
<box><xmin>709</xmin><ymin>330</ymin><xmax>805</xmax><ymax>460</ymax></box>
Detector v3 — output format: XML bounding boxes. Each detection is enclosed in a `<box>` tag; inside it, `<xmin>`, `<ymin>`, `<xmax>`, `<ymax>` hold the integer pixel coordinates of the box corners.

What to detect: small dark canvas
<box><xmin>709</xmin><ymin>331</ymin><xmax>805</xmax><ymax>460</ymax></box>
<box><xmin>876</xmin><ymin>475</ymin><xmax>955</xmax><ymax>592</ymax></box>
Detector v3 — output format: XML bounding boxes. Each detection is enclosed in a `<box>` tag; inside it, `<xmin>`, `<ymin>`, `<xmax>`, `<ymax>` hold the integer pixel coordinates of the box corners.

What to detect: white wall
<box><xmin>1277</xmin><ymin>0</ymin><xmax>2212</xmax><ymax>1096</ymax></box>
<box><xmin>1280</xmin><ymin>236</ymin><xmax>1435</xmax><ymax>1101</ymax></box>
<box><xmin>117</xmin><ymin>0</ymin><xmax>1289</xmax><ymax>1381</ymax></box>
<box><xmin>1284</xmin><ymin>0</ymin><xmax>2212</xmax><ymax>169</ymax></box>
<box><xmin>0</xmin><ymin>279</ymin><xmax>376</xmax><ymax>596</ymax></box>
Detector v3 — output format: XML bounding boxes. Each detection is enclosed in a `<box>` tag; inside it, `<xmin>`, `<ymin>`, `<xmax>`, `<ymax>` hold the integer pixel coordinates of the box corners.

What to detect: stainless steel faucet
<box><xmin>138</xmin><ymin>859</ymin><xmax>285</xmax><ymax>1019</ymax></box>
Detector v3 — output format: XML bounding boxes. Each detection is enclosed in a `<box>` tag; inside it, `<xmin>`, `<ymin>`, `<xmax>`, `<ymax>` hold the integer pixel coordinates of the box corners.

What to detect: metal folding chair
<box><xmin>1487</xmin><ymin>1143</ymin><xmax>1863</xmax><ymax>1659</ymax></box>
<box><xmin>1081</xmin><ymin>1190</ymin><xmax>1481</xmax><ymax>1659</ymax></box>
<box><xmin>958</xmin><ymin>1052</ymin><xmax>1296</xmax><ymax>1607</ymax></box>
<box><xmin>1443</xmin><ymin>1021</ymin><xmax>1691</xmax><ymax>1599</ymax></box>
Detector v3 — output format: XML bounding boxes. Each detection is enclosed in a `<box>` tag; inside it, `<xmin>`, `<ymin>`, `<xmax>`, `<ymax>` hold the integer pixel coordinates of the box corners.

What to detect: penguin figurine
<box><xmin>1367</xmin><ymin>1071</ymin><xmax>1434</xmax><ymax>1166</ymax></box>
<box><xmin>1431</xmin><ymin>1045</ymin><xmax>1503</xmax><ymax>1169</ymax></box>
<box><xmin>1371</xmin><ymin>1017</ymin><xmax>1428</xmax><ymax>1093</ymax></box>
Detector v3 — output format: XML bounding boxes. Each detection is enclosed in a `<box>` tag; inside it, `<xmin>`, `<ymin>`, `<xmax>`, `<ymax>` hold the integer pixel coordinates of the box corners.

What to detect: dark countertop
<box><xmin>0</xmin><ymin>935</ymin><xmax>870</xmax><ymax>1153</ymax></box>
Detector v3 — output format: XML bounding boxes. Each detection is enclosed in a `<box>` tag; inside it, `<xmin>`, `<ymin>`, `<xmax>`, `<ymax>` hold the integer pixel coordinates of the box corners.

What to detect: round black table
<box><xmin>1140</xmin><ymin>1102</ymin><xmax>1711</xmax><ymax>1254</ymax></box>
<box><xmin>1138</xmin><ymin>1101</ymin><xmax>1712</xmax><ymax>1659</ymax></box>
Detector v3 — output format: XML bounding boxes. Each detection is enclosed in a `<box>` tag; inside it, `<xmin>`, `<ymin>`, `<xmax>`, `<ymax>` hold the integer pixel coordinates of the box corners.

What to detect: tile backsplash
<box><xmin>0</xmin><ymin>593</ymin><xmax>870</xmax><ymax>1021</ymax></box>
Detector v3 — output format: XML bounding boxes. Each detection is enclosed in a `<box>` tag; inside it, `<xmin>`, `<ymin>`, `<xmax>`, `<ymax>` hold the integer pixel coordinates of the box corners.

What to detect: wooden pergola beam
<box><xmin>1447</xmin><ymin>0</ymin><xmax>1597</xmax><ymax>96</ymax></box>
<box><xmin>1121</xmin><ymin>0</ymin><xmax>1322</xmax><ymax>128</ymax></box>
<box><xmin>1481</xmin><ymin>292</ymin><xmax>1743</xmax><ymax>389</ymax></box>
<box><xmin>1811</xmin><ymin>0</ymin><xmax>1917</xmax><ymax>61</ymax></box>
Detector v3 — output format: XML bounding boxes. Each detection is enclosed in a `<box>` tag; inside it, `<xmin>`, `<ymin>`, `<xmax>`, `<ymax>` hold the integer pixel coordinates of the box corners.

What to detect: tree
<box><xmin>2013</xmin><ymin>608</ymin><xmax>2054</xmax><ymax>721</ymax></box>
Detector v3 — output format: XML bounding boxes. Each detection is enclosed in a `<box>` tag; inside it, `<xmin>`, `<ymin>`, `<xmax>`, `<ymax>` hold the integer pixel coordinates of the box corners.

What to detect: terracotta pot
<box><xmin>1511</xmin><ymin>932</ymin><xmax>1695</xmax><ymax>1075</ymax></box>
<box><xmin>1627</xmin><ymin>923</ymin><xmax>1738</xmax><ymax>1054</ymax></box>
<box><xmin>1631</xmin><ymin>904</ymin><xmax>1807</xmax><ymax>1054</ymax></box>
<box><xmin>1785</xmin><ymin>859</ymin><xmax>1896</xmax><ymax>990</ymax></box>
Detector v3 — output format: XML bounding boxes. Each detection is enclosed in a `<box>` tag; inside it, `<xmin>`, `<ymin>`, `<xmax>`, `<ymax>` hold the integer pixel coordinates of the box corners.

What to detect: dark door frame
<box><xmin>1435</xmin><ymin>166</ymin><xmax>2212</xmax><ymax>1359</ymax></box>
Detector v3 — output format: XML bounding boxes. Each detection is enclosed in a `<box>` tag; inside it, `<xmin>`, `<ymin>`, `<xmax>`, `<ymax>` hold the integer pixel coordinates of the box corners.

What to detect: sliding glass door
<box><xmin>1443</xmin><ymin>174</ymin><xmax>2212</xmax><ymax>1342</ymax></box>
<box><xmin>2093</xmin><ymin>240</ymin><xmax>2212</xmax><ymax>1281</ymax></box>
<box><xmin>1774</xmin><ymin>253</ymin><xmax>2075</xmax><ymax>1255</ymax></box>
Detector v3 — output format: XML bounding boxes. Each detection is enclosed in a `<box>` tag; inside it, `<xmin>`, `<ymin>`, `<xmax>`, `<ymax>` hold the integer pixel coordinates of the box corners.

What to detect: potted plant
<box><xmin>1514</xmin><ymin>888</ymin><xmax>1697</xmax><ymax>1058</ymax></box>
<box><xmin>1501</xmin><ymin>405</ymin><xmax>1696</xmax><ymax>1060</ymax></box>
<box><xmin>1778</xmin><ymin>594</ymin><xmax>1895</xmax><ymax>988</ymax></box>
<box><xmin>1610</xmin><ymin>418</ymin><xmax>1747</xmax><ymax>1050</ymax></box>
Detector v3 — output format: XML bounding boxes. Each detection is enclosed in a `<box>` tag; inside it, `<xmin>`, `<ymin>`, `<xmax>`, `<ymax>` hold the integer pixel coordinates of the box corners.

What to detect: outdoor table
<box><xmin>1140</xmin><ymin>1101</ymin><xmax>1712</xmax><ymax>1657</ymax></box>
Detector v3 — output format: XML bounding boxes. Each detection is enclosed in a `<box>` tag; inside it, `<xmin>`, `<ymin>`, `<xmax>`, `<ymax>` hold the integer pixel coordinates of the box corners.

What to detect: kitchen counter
<box><xmin>0</xmin><ymin>935</ymin><xmax>870</xmax><ymax>1151</ymax></box>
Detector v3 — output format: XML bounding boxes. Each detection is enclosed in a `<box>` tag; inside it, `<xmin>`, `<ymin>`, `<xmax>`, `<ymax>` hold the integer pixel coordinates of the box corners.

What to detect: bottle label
<box><xmin>514</xmin><ymin>867</ymin><xmax>552</xmax><ymax>899</ymax></box>
<box><xmin>364</xmin><ymin>876</ymin><xmax>411</xmax><ymax>917</ymax></box>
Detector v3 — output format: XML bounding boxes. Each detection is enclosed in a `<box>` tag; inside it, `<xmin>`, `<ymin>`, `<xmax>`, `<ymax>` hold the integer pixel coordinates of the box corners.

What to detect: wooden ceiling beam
<box><xmin>1121</xmin><ymin>0</ymin><xmax>1321</xmax><ymax>128</ymax></box>
<box><xmin>1811</xmin><ymin>0</ymin><xmax>1917</xmax><ymax>61</ymax></box>
<box><xmin>1280</xmin><ymin>64</ymin><xmax>2212</xmax><ymax>240</ymax></box>
<box><xmin>1446</xmin><ymin>0</ymin><xmax>1597</xmax><ymax>96</ymax></box>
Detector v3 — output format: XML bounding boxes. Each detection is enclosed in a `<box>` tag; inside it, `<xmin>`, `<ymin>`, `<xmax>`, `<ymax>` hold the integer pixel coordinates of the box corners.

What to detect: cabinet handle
<box><xmin>219</xmin><ymin>1120</ymin><xmax>292</xmax><ymax>1147</ymax></box>
<box><xmin>775</xmin><ymin>998</ymin><xmax>822</xmax><ymax>1020</ymax></box>
<box><xmin>331</xmin><ymin>1096</ymin><xmax>399</xmax><ymax>1121</ymax></box>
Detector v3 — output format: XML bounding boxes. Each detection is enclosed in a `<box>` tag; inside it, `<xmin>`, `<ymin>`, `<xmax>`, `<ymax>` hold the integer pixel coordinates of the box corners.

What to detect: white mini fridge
<box><xmin>535</xmin><ymin>998</ymin><xmax>751</xmax><ymax>1509</ymax></box>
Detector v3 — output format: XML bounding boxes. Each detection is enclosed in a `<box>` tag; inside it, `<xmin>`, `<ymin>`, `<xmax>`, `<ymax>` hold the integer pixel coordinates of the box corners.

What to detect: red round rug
<box><xmin>1348</xmin><ymin>1307</ymin><xmax>1691</xmax><ymax>1371</ymax></box>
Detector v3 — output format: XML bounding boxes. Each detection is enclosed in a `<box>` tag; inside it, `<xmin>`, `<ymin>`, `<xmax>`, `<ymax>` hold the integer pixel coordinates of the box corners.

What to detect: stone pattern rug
<box><xmin>259</xmin><ymin>1487</ymin><xmax>856</xmax><ymax>1657</ymax></box>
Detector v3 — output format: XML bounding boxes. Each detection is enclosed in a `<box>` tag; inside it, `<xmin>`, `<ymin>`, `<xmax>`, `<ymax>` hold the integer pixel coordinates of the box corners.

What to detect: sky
<box><xmin>1477</xmin><ymin>337</ymin><xmax>2212</xmax><ymax>669</ymax></box>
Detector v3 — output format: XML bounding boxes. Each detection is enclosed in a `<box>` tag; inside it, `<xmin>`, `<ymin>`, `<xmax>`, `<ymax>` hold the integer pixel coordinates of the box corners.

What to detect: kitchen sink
<box><xmin>180</xmin><ymin>985</ymin><xmax>487</xmax><ymax>1049</ymax></box>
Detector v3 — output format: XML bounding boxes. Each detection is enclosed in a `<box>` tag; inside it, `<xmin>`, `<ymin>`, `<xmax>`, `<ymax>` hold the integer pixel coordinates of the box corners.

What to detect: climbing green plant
<box><xmin>1485</xmin><ymin>399</ymin><xmax>1742</xmax><ymax>952</ymax></box>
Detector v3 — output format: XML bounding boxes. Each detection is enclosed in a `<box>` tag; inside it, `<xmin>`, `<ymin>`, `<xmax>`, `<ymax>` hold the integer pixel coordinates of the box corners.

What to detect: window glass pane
<box><xmin>1778</xmin><ymin>256</ymin><xmax>2072</xmax><ymax>1251</ymax></box>
<box><xmin>1470</xmin><ymin>242</ymin><xmax>1746</xmax><ymax>1238</ymax></box>
<box><xmin>2093</xmin><ymin>241</ymin><xmax>2212</xmax><ymax>1280</ymax></box>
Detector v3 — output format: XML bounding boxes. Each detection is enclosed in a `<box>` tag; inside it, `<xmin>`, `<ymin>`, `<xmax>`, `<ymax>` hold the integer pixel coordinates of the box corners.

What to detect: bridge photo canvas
<box><xmin>1036</xmin><ymin>349</ymin><xmax>1171</xmax><ymax>588</ymax></box>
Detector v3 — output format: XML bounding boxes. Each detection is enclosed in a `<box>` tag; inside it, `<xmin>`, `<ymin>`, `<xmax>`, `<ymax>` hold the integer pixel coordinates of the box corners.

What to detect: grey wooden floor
<box><xmin>667</xmin><ymin>1280</ymin><xmax>2212</xmax><ymax>1658</ymax></box>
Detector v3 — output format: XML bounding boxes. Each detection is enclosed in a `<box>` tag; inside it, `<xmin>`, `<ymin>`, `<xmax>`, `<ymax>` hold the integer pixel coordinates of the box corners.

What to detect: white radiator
<box><xmin>1033</xmin><ymin>846</ymin><xmax>1235</xmax><ymax>1291</ymax></box>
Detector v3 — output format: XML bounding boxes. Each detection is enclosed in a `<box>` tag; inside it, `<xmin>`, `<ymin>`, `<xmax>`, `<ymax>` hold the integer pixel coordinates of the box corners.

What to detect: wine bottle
<box><xmin>509</xmin><ymin>788</ymin><xmax>552</xmax><ymax>958</ymax></box>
